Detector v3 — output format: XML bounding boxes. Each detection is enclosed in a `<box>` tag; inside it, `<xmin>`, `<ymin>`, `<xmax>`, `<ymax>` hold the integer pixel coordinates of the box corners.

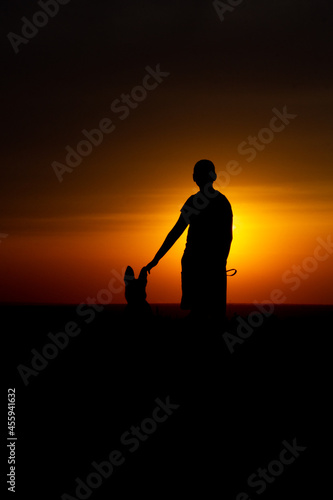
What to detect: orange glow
<box><xmin>1</xmin><ymin>182</ymin><xmax>332</xmax><ymax>305</ymax></box>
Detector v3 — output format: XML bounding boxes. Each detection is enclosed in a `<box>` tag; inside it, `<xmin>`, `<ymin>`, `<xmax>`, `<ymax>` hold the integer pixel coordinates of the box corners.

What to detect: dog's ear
<box><xmin>124</xmin><ymin>266</ymin><xmax>135</xmax><ymax>285</ymax></box>
<box><xmin>138</xmin><ymin>267</ymin><xmax>148</xmax><ymax>281</ymax></box>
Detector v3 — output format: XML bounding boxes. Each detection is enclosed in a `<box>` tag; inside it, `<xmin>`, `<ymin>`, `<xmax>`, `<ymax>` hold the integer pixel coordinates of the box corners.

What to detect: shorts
<box><xmin>180</xmin><ymin>253</ymin><xmax>227</xmax><ymax>316</ymax></box>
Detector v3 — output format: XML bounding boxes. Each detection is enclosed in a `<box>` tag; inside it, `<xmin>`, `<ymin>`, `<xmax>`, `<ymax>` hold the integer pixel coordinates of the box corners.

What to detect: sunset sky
<box><xmin>1</xmin><ymin>0</ymin><xmax>333</xmax><ymax>305</ymax></box>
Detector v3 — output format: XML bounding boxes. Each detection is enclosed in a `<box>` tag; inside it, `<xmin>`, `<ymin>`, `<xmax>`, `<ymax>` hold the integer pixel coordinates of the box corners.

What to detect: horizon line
<box><xmin>1</xmin><ymin>302</ymin><xmax>332</xmax><ymax>307</ymax></box>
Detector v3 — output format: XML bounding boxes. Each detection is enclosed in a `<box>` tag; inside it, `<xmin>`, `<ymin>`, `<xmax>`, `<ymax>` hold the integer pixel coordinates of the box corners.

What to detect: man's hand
<box><xmin>145</xmin><ymin>215</ymin><xmax>188</xmax><ymax>274</ymax></box>
<box><xmin>145</xmin><ymin>257</ymin><xmax>159</xmax><ymax>274</ymax></box>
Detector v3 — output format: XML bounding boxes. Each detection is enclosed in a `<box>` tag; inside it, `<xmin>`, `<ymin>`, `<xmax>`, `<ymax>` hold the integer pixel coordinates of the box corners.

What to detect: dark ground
<box><xmin>3</xmin><ymin>303</ymin><xmax>331</xmax><ymax>499</ymax></box>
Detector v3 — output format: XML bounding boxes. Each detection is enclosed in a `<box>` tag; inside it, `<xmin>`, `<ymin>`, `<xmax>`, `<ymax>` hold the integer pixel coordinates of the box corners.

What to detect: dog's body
<box><xmin>124</xmin><ymin>266</ymin><xmax>153</xmax><ymax>321</ymax></box>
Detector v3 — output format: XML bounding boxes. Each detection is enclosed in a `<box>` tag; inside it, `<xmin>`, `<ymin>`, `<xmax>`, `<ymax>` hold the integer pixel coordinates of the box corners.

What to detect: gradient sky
<box><xmin>1</xmin><ymin>0</ymin><xmax>333</xmax><ymax>304</ymax></box>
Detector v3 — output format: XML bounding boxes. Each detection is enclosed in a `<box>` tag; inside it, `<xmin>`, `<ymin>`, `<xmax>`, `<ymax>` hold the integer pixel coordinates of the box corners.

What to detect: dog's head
<box><xmin>124</xmin><ymin>266</ymin><xmax>148</xmax><ymax>305</ymax></box>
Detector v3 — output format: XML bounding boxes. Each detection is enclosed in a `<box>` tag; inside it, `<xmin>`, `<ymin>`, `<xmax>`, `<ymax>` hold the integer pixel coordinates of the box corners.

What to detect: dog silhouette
<box><xmin>124</xmin><ymin>266</ymin><xmax>152</xmax><ymax>320</ymax></box>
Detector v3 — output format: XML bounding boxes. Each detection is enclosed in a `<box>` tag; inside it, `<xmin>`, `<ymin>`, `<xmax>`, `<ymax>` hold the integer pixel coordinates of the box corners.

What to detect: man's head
<box><xmin>193</xmin><ymin>159</ymin><xmax>217</xmax><ymax>188</ymax></box>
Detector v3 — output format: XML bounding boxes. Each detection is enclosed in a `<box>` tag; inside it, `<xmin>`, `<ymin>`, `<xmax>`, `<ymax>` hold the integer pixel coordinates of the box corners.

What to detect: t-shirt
<box><xmin>180</xmin><ymin>190</ymin><xmax>233</xmax><ymax>261</ymax></box>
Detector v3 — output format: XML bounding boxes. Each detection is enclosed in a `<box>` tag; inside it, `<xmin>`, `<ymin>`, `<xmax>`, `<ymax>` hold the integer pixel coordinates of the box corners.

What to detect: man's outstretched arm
<box><xmin>145</xmin><ymin>215</ymin><xmax>188</xmax><ymax>273</ymax></box>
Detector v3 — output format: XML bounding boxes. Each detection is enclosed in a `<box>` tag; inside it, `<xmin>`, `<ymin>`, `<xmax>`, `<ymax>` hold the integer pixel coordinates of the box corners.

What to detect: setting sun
<box><xmin>2</xmin><ymin>177</ymin><xmax>332</xmax><ymax>305</ymax></box>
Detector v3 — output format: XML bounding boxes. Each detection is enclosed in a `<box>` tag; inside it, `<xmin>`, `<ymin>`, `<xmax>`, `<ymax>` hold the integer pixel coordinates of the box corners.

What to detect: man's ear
<box><xmin>124</xmin><ymin>266</ymin><xmax>135</xmax><ymax>285</ymax></box>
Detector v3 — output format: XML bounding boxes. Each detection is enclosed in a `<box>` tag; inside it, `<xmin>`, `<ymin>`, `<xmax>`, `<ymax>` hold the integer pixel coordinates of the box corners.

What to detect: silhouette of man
<box><xmin>146</xmin><ymin>159</ymin><xmax>233</xmax><ymax>323</ymax></box>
